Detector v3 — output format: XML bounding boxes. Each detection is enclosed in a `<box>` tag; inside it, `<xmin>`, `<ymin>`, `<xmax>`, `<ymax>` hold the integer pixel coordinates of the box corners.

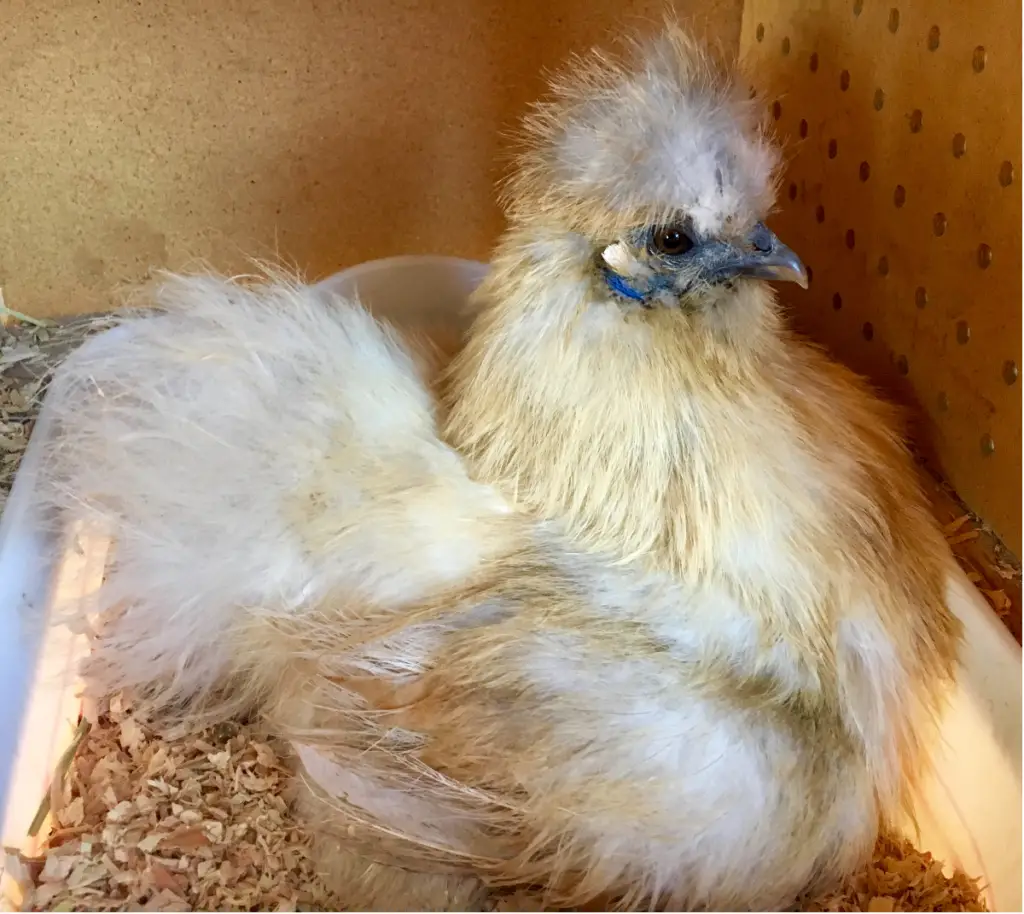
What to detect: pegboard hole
<box><xmin>952</xmin><ymin>133</ymin><xmax>967</xmax><ymax>158</ymax></box>
<box><xmin>977</xmin><ymin>243</ymin><xmax>993</xmax><ymax>268</ymax></box>
<box><xmin>932</xmin><ymin>212</ymin><xmax>948</xmax><ymax>236</ymax></box>
<box><xmin>937</xmin><ymin>391</ymin><xmax>950</xmax><ymax>412</ymax></box>
<box><xmin>815</xmin><ymin>204</ymin><xmax>826</xmax><ymax>223</ymax></box>
<box><xmin>915</xmin><ymin>286</ymin><xmax>928</xmax><ymax>308</ymax></box>
<box><xmin>972</xmin><ymin>46</ymin><xmax>987</xmax><ymax>73</ymax></box>
<box><xmin>888</xmin><ymin>8</ymin><xmax>901</xmax><ymax>33</ymax></box>
<box><xmin>859</xmin><ymin>161</ymin><xmax>871</xmax><ymax>181</ymax></box>
<box><xmin>862</xmin><ymin>322</ymin><xmax>874</xmax><ymax>341</ymax></box>
<box><xmin>927</xmin><ymin>25</ymin><xmax>941</xmax><ymax>51</ymax></box>
<box><xmin>782</xmin><ymin>36</ymin><xmax>791</xmax><ymax>56</ymax></box>
<box><xmin>840</xmin><ymin>70</ymin><xmax>851</xmax><ymax>91</ymax></box>
<box><xmin>896</xmin><ymin>354</ymin><xmax>909</xmax><ymax>375</ymax></box>
<box><xmin>956</xmin><ymin>320</ymin><xmax>971</xmax><ymax>344</ymax></box>
<box><xmin>893</xmin><ymin>185</ymin><xmax>907</xmax><ymax>207</ymax></box>
<box><xmin>788</xmin><ymin>182</ymin><xmax>798</xmax><ymax>201</ymax></box>
<box><xmin>799</xmin><ymin>118</ymin><xmax>809</xmax><ymax>138</ymax></box>
<box><xmin>1003</xmin><ymin>360</ymin><xmax>1019</xmax><ymax>385</ymax></box>
<box><xmin>909</xmin><ymin>109</ymin><xmax>924</xmax><ymax>133</ymax></box>
<box><xmin>772</xmin><ymin>100</ymin><xmax>783</xmax><ymax>120</ymax></box>
<box><xmin>980</xmin><ymin>433</ymin><xmax>995</xmax><ymax>456</ymax></box>
<box><xmin>845</xmin><ymin>229</ymin><xmax>856</xmax><ymax>249</ymax></box>
<box><xmin>828</xmin><ymin>139</ymin><xmax>838</xmax><ymax>158</ymax></box>
<box><xmin>873</xmin><ymin>88</ymin><xmax>886</xmax><ymax>111</ymax></box>
<box><xmin>832</xmin><ymin>292</ymin><xmax>843</xmax><ymax>310</ymax></box>
<box><xmin>877</xmin><ymin>255</ymin><xmax>890</xmax><ymax>276</ymax></box>
<box><xmin>756</xmin><ymin>23</ymin><xmax>765</xmax><ymax>42</ymax></box>
<box><xmin>999</xmin><ymin>161</ymin><xmax>1014</xmax><ymax>186</ymax></box>
<box><xmin>809</xmin><ymin>52</ymin><xmax>819</xmax><ymax>73</ymax></box>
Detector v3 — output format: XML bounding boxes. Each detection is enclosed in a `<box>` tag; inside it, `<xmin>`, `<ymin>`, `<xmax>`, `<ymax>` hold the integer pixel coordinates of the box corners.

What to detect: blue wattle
<box><xmin>603</xmin><ymin>269</ymin><xmax>648</xmax><ymax>302</ymax></box>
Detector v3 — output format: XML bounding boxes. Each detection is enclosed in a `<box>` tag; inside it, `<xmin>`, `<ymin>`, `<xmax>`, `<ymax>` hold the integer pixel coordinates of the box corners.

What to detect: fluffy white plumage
<box><xmin>40</xmin><ymin>274</ymin><xmax>514</xmax><ymax>717</ymax></box>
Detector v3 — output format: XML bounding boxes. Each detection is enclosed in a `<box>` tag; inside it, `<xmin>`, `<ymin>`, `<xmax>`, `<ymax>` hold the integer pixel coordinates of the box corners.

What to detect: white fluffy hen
<box><xmin>40</xmin><ymin>23</ymin><xmax>962</xmax><ymax>912</ymax></box>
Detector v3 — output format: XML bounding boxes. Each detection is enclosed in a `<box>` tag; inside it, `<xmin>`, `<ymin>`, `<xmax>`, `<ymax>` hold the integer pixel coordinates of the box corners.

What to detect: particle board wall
<box><xmin>0</xmin><ymin>0</ymin><xmax>741</xmax><ymax>320</ymax></box>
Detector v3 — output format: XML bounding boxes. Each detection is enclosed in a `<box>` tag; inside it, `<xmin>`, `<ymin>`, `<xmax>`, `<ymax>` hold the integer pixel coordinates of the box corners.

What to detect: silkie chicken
<box><xmin>39</xmin><ymin>23</ymin><xmax>963</xmax><ymax>912</ymax></box>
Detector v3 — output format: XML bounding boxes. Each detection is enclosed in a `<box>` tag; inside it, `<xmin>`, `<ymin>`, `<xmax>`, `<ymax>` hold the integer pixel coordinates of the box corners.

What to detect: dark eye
<box><xmin>650</xmin><ymin>225</ymin><xmax>695</xmax><ymax>257</ymax></box>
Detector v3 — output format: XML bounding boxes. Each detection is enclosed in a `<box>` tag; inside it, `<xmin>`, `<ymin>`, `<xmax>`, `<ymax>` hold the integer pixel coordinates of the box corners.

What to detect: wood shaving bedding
<box><xmin>3</xmin><ymin>697</ymin><xmax>989</xmax><ymax>912</ymax></box>
<box><xmin>0</xmin><ymin>296</ymin><xmax>116</xmax><ymax>516</ymax></box>
<box><xmin>4</xmin><ymin>695</ymin><xmax>331</xmax><ymax>912</ymax></box>
<box><xmin>0</xmin><ymin>307</ymin><xmax>1004</xmax><ymax>912</ymax></box>
<box><xmin>801</xmin><ymin>834</ymin><xmax>987</xmax><ymax>913</ymax></box>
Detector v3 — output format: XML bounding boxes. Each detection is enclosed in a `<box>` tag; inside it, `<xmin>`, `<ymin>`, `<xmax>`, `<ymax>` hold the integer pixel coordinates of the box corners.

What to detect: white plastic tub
<box><xmin>311</xmin><ymin>254</ymin><xmax>489</xmax><ymax>327</ymax></box>
<box><xmin>1</xmin><ymin>256</ymin><xmax>1020</xmax><ymax>910</ymax></box>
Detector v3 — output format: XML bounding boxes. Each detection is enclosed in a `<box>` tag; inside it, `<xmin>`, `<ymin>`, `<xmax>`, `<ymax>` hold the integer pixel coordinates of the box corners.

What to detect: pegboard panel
<box><xmin>739</xmin><ymin>1</ymin><xmax>1022</xmax><ymax>558</ymax></box>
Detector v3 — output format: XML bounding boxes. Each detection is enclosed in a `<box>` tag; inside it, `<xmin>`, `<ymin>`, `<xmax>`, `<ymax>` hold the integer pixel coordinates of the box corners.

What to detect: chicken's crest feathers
<box><xmin>503</xmin><ymin>21</ymin><xmax>781</xmax><ymax>239</ymax></box>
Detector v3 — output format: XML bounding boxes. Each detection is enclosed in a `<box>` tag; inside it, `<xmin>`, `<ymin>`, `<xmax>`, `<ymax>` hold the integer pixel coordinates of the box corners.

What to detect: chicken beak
<box><xmin>735</xmin><ymin>226</ymin><xmax>809</xmax><ymax>289</ymax></box>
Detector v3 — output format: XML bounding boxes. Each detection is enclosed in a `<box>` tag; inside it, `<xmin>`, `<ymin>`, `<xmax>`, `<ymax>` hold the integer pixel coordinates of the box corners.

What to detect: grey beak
<box><xmin>736</xmin><ymin>224</ymin><xmax>809</xmax><ymax>289</ymax></box>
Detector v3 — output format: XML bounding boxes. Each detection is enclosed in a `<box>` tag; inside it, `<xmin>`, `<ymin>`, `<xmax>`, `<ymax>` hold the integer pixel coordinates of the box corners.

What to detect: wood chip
<box><xmin>158</xmin><ymin>828</ymin><xmax>210</xmax><ymax>852</ymax></box>
<box><xmin>942</xmin><ymin>515</ymin><xmax>971</xmax><ymax>537</ymax></box>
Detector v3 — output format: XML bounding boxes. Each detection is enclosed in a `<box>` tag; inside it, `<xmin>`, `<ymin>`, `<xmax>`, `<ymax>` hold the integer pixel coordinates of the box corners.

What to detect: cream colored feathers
<box><xmin>39</xmin><ymin>21</ymin><xmax>962</xmax><ymax>912</ymax></box>
<box><xmin>40</xmin><ymin>272</ymin><xmax>517</xmax><ymax>722</ymax></box>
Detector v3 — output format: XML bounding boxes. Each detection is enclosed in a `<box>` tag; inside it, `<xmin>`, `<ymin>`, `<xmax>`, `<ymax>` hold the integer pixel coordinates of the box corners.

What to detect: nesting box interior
<box><xmin>0</xmin><ymin>0</ymin><xmax>1020</xmax><ymax>910</ymax></box>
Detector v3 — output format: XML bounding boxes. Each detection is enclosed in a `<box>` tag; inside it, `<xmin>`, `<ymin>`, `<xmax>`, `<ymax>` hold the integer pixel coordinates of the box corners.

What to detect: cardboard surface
<box><xmin>0</xmin><ymin>0</ymin><xmax>740</xmax><ymax>318</ymax></box>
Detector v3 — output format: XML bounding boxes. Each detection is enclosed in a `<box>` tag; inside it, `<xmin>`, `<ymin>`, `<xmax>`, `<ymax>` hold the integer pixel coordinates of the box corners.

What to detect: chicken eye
<box><xmin>650</xmin><ymin>225</ymin><xmax>695</xmax><ymax>257</ymax></box>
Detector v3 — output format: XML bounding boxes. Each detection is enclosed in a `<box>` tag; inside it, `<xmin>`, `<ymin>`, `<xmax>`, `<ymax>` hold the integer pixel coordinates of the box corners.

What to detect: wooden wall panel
<box><xmin>740</xmin><ymin>0</ymin><xmax>1022</xmax><ymax>555</ymax></box>
<box><xmin>0</xmin><ymin>0</ymin><xmax>741</xmax><ymax>316</ymax></box>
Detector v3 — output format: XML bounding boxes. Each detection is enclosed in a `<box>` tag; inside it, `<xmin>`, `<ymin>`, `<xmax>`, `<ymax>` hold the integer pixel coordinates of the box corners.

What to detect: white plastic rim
<box><xmin>0</xmin><ymin>257</ymin><xmax>1019</xmax><ymax>911</ymax></box>
<box><xmin>902</xmin><ymin>572</ymin><xmax>1021</xmax><ymax>911</ymax></box>
<box><xmin>313</xmin><ymin>254</ymin><xmax>490</xmax><ymax>333</ymax></box>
